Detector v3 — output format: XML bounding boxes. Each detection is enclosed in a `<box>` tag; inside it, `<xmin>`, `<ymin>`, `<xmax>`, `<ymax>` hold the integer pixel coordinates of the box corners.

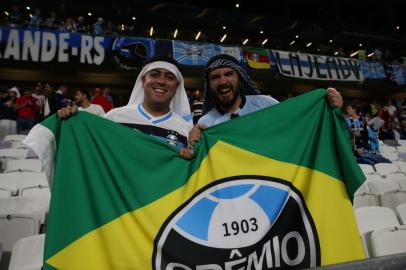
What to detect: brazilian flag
<box><xmin>25</xmin><ymin>89</ymin><xmax>365</xmax><ymax>269</ymax></box>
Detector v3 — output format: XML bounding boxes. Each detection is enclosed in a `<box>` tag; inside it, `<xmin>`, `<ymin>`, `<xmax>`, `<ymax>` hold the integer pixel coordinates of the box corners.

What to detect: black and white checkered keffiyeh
<box><xmin>202</xmin><ymin>54</ymin><xmax>261</xmax><ymax>114</ymax></box>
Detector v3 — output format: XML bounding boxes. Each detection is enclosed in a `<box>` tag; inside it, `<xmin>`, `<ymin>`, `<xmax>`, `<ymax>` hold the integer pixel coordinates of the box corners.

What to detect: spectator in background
<box><xmin>93</xmin><ymin>17</ymin><xmax>104</xmax><ymax>35</ymax></box>
<box><xmin>345</xmin><ymin>104</ymin><xmax>369</xmax><ymax>154</ymax></box>
<box><xmin>186</xmin><ymin>89</ymin><xmax>194</xmax><ymax>105</ymax></box>
<box><xmin>383</xmin><ymin>99</ymin><xmax>397</xmax><ymax>124</ymax></box>
<box><xmin>372</xmin><ymin>48</ymin><xmax>383</xmax><ymax>62</ymax></box>
<box><xmin>399</xmin><ymin>102</ymin><xmax>406</xmax><ymax>120</ymax></box>
<box><xmin>399</xmin><ymin>117</ymin><xmax>406</xmax><ymax>140</ymax></box>
<box><xmin>380</xmin><ymin>121</ymin><xmax>401</xmax><ymax>141</ymax></box>
<box><xmin>28</xmin><ymin>8</ymin><xmax>43</xmax><ymax>29</ymax></box>
<box><xmin>44</xmin><ymin>83</ymin><xmax>64</xmax><ymax>117</ymax></box>
<box><xmin>15</xmin><ymin>90</ymin><xmax>39</xmax><ymax>134</ymax></box>
<box><xmin>56</xmin><ymin>85</ymin><xmax>70</xmax><ymax>107</ymax></box>
<box><xmin>0</xmin><ymin>87</ymin><xmax>19</xmax><ymax>138</ymax></box>
<box><xmin>46</xmin><ymin>11</ymin><xmax>60</xmax><ymax>30</ymax></box>
<box><xmin>105</xmin><ymin>21</ymin><xmax>118</xmax><ymax>35</ymax></box>
<box><xmin>383</xmin><ymin>49</ymin><xmax>393</xmax><ymax>63</ymax></box>
<box><xmin>191</xmin><ymin>89</ymin><xmax>204</xmax><ymax>124</ymax></box>
<box><xmin>62</xmin><ymin>17</ymin><xmax>77</xmax><ymax>32</ymax></box>
<box><xmin>74</xmin><ymin>89</ymin><xmax>105</xmax><ymax>116</ymax></box>
<box><xmin>32</xmin><ymin>82</ymin><xmax>46</xmax><ymax>121</ymax></box>
<box><xmin>76</xmin><ymin>16</ymin><xmax>87</xmax><ymax>33</ymax></box>
<box><xmin>92</xmin><ymin>88</ymin><xmax>112</xmax><ymax>113</ymax></box>
<box><xmin>103</xmin><ymin>87</ymin><xmax>114</xmax><ymax>107</ymax></box>
<box><xmin>7</xmin><ymin>5</ymin><xmax>24</xmax><ymax>27</ymax></box>
<box><xmin>368</xmin><ymin>113</ymin><xmax>385</xmax><ymax>131</ymax></box>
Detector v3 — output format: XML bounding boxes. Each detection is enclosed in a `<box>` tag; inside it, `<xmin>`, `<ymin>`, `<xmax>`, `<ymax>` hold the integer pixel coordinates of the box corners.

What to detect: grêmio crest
<box><xmin>153</xmin><ymin>176</ymin><xmax>320</xmax><ymax>270</ymax></box>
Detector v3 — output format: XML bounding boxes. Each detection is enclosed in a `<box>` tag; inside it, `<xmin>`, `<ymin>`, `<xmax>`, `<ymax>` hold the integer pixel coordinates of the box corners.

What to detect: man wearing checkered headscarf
<box><xmin>199</xmin><ymin>54</ymin><xmax>279</xmax><ymax>127</ymax></box>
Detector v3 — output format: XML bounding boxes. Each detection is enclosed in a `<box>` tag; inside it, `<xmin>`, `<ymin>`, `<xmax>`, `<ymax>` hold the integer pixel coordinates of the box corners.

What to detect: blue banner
<box><xmin>172</xmin><ymin>41</ymin><xmax>220</xmax><ymax>66</ymax></box>
<box><xmin>220</xmin><ymin>46</ymin><xmax>245</xmax><ymax>64</ymax></box>
<box><xmin>359</xmin><ymin>61</ymin><xmax>386</xmax><ymax>79</ymax></box>
<box><xmin>391</xmin><ymin>65</ymin><xmax>406</xmax><ymax>86</ymax></box>
<box><xmin>0</xmin><ymin>27</ymin><xmax>155</xmax><ymax>71</ymax></box>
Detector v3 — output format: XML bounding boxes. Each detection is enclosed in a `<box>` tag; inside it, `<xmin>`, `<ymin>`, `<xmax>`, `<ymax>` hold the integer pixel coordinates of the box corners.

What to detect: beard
<box><xmin>214</xmin><ymin>85</ymin><xmax>239</xmax><ymax>109</ymax></box>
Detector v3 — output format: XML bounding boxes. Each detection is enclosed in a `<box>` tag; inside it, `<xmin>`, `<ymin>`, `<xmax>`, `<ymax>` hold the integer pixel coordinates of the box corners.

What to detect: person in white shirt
<box><xmin>383</xmin><ymin>99</ymin><xmax>397</xmax><ymax>123</ymax></box>
<box><xmin>74</xmin><ymin>89</ymin><xmax>105</xmax><ymax>117</ymax></box>
<box><xmin>58</xmin><ymin>56</ymin><xmax>193</xmax><ymax>153</ymax></box>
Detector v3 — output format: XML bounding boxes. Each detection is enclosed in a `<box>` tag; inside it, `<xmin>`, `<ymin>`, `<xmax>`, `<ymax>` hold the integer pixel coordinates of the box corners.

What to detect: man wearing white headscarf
<box><xmin>105</xmin><ymin>57</ymin><xmax>192</xmax><ymax>149</ymax></box>
<box><xmin>104</xmin><ymin>56</ymin><xmax>192</xmax><ymax>150</ymax></box>
<box><xmin>58</xmin><ymin>56</ymin><xmax>192</xmax><ymax>150</ymax></box>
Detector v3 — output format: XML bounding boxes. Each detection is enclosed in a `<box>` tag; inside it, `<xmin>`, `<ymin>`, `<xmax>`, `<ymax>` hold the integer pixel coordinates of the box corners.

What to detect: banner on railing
<box><xmin>391</xmin><ymin>64</ymin><xmax>406</xmax><ymax>86</ymax></box>
<box><xmin>359</xmin><ymin>61</ymin><xmax>386</xmax><ymax>79</ymax></box>
<box><xmin>272</xmin><ymin>50</ymin><xmax>364</xmax><ymax>82</ymax></box>
<box><xmin>172</xmin><ymin>41</ymin><xmax>245</xmax><ymax>66</ymax></box>
<box><xmin>0</xmin><ymin>27</ymin><xmax>155</xmax><ymax>71</ymax></box>
<box><xmin>243</xmin><ymin>47</ymin><xmax>271</xmax><ymax>69</ymax></box>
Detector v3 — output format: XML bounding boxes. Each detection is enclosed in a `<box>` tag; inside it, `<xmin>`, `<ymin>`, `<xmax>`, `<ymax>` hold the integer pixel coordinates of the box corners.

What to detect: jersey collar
<box><xmin>137</xmin><ymin>103</ymin><xmax>172</xmax><ymax>124</ymax></box>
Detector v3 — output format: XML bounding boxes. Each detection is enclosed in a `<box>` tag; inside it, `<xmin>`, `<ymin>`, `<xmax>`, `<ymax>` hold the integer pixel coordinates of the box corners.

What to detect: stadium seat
<box><xmin>381</xmin><ymin>190</ymin><xmax>406</xmax><ymax>210</ymax></box>
<box><xmin>354</xmin><ymin>206</ymin><xmax>400</xmax><ymax>257</ymax></box>
<box><xmin>8</xmin><ymin>234</ymin><xmax>44</xmax><ymax>270</ymax></box>
<box><xmin>365</xmin><ymin>174</ymin><xmax>383</xmax><ymax>182</ymax></box>
<box><xmin>20</xmin><ymin>186</ymin><xmax>51</xmax><ymax>216</ymax></box>
<box><xmin>17</xmin><ymin>172</ymin><xmax>48</xmax><ymax>190</ymax></box>
<box><xmin>0</xmin><ymin>149</ymin><xmax>29</xmax><ymax>171</ymax></box>
<box><xmin>359</xmin><ymin>164</ymin><xmax>375</xmax><ymax>175</ymax></box>
<box><xmin>398</xmin><ymin>140</ymin><xmax>406</xmax><ymax>147</ymax></box>
<box><xmin>4</xmin><ymin>159</ymin><xmax>42</xmax><ymax>173</ymax></box>
<box><xmin>366</xmin><ymin>178</ymin><xmax>399</xmax><ymax>194</ymax></box>
<box><xmin>5</xmin><ymin>141</ymin><xmax>30</xmax><ymax>149</ymax></box>
<box><xmin>397</xmin><ymin>145</ymin><xmax>406</xmax><ymax>153</ymax></box>
<box><xmin>396</xmin><ymin>161</ymin><xmax>406</xmax><ymax>174</ymax></box>
<box><xmin>371</xmin><ymin>226</ymin><xmax>406</xmax><ymax>257</ymax></box>
<box><xmin>0</xmin><ymin>141</ymin><xmax>12</xmax><ymax>149</ymax></box>
<box><xmin>0</xmin><ymin>189</ymin><xmax>11</xmax><ymax>198</ymax></box>
<box><xmin>354</xmin><ymin>179</ymin><xmax>399</xmax><ymax>208</ymax></box>
<box><xmin>0</xmin><ymin>173</ymin><xmax>48</xmax><ymax>196</ymax></box>
<box><xmin>3</xmin><ymin>135</ymin><xmax>27</xmax><ymax>143</ymax></box>
<box><xmin>0</xmin><ymin>174</ymin><xmax>19</xmax><ymax>195</ymax></box>
<box><xmin>0</xmin><ymin>197</ymin><xmax>48</xmax><ymax>226</ymax></box>
<box><xmin>25</xmin><ymin>149</ymin><xmax>38</xmax><ymax>159</ymax></box>
<box><xmin>396</xmin><ymin>203</ymin><xmax>406</xmax><ymax>225</ymax></box>
<box><xmin>375</xmin><ymin>163</ymin><xmax>401</xmax><ymax>175</ymax></box>
<box><xmin>355</xmin><ymin>206</ymin><xmax>400</xmax><ymax>233</ymax></box>
<box><xmin>0</xmin><ymin>213</ymin><xmax>40</xmax><ymax>252</ymax></box>
<box><xmin>353</xmin><ymin>192</ymin><xmax>379</xmax><ymax>209</ymax></box>
<box><xmin>382</xmin><ymin>152</ymin><xmax>399</xmax><ymax>161</ymax></box>
<box><xmin>380</xmin><ymin>145</ymin><xmax>397</xmax><ymax>154</ymax></box>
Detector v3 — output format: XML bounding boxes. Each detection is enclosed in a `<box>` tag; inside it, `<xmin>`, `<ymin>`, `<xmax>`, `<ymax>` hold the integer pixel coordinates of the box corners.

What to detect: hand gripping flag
<box><xmin>24</xmin><ymin>89</ymin><xmax>365</xmax><ymax>270</ymax></box>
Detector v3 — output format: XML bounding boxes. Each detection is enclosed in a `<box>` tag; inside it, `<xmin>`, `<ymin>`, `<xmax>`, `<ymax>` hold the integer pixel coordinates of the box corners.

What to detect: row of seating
<box><xmin>0</xmin><ymin>135</ymin><xmax>48</xmax><ymax>270</ymax></box>
<box><xmin>355</xmin><ymin>141</ymin><xmax>406</xmax><ymax>258</ymax></box>
<box><xmin>355</xmin><ymin>206</ymin><xmax>406</xmax><ymax>257</ymax></box>
<box><xmin>354</xmin><ymin>174</ymin><xmax>406</xmax><ymax>209</ymax></box>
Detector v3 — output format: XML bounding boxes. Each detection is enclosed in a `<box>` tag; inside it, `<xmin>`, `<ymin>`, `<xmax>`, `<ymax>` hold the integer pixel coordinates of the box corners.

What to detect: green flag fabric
<box><xmin>24</xmin><ymin>89</ymin><xmax>365</xmax><ymax>269</ymax></box>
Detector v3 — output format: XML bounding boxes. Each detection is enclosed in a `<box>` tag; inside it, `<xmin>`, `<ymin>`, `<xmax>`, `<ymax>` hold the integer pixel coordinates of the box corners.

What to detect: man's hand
<box><xmin>57</xmin><ymin>105</ymin><xmax>78</xmax><ymax>119</ymax></box>
<box><xmin>180</xmin><ymin>124</ymin><xmax>207</xmax><ymax>160</ymax></box>
<box><xmin>179</xmin><ymin>146</ymin><xmax>194</xmax><ymax>160</ymax></box>
<box><xmin>188</xmin><ymin>124</ymin><xmax>206</xmax><ymax>146</ymax></box>
<box><xmin>326</xmin><ymin>88</ymin><xmax>343</xmax><ymax>108</ymax></box>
